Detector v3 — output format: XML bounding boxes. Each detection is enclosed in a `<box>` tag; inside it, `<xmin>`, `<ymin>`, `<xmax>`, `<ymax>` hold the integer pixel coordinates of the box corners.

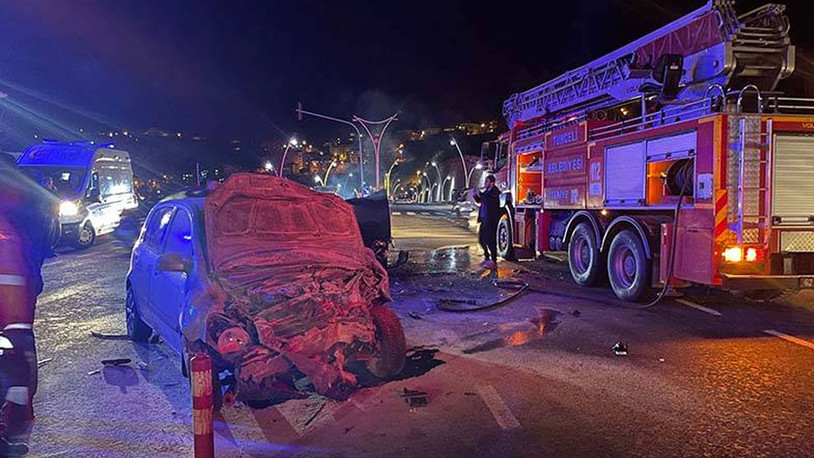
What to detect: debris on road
<box><xmin>408</xmin><ymin>311</ymin><xmax>423</xmax><ymax>320</ymax></box>
<box><xmin>303</xmin><ymin>401</ymin><xmax>327</xmax><ymax>428</ymax></box>
<box><xmin>101</xmin><ymin>358</ymin><xmax>132</xmax><ymax>366</ymax></box>
<box><xmin>90</xmin><ymin>331</ymin><xmax>131</xmax><ymax>341</ymax></box>
<box><xmin>401</xmin><ymin>388</ymin><xmax>429</xmax><ymax>407</ymax></box>
<box><xmin>612</xmin><ymin>342</ymin><xmax>629</xmax><ymax>356</ymax></box>
<box><xmin>572</xmin><ymin>309</ymin><xmax>581</xmax><ymax>317</ymax></box>
<box><xmin>87</xmin><ymin>369</ymin><xmax>101</xmax><ymax>376</ymax></box>
<box><xmin>37</xmin><ymin>357</ymin><xmax>54</xmax><ymax>368</ymax></box>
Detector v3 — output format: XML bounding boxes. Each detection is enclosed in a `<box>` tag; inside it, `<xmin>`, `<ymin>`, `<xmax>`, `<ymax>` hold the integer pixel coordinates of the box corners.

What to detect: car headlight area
<box><xmin>59</xmin><ymin>200</ymin><xmax>80</xmax><ymax>217</ymax></box>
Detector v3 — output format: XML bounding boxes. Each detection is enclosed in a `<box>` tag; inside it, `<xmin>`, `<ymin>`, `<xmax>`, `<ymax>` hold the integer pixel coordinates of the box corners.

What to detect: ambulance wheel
<box><xmin>126</xmin><ymin>287</ymin><xmax>153</xmax><ymax>342</ymax></box>
<box><xmin>74</xmin><ymin>222</ymin><xmax>95</xmax><ymax>250</ymax></box>
<box><xmin>607</xmin><ymin>230</ymin><xmax>650</xmax><ymax>302</ymax></box>
<box><xmin>497</xmin><ymin>214</ymin><xmax>516</xmax><ymax>261</ymax></box>
<box><xmin>366</xmin><ymin>306</ymin><xmax>406</xmax><ymax>380</ymax></box>
<box><xmin>568</xmin><ymin>222</ymin><xmax>603</xmax><ymax>286</ymax></box>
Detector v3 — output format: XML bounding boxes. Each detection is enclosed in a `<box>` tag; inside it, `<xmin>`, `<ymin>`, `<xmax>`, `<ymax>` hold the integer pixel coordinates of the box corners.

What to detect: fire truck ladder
<box><xmin>729</xmin><ymin>86</ymin><xmax>773</xmax><ymax>246</ymax></box>
<box><xmin>503</xmin><ymin>1</ymin><xmax>794</xmax><ymax>127</ymax></box>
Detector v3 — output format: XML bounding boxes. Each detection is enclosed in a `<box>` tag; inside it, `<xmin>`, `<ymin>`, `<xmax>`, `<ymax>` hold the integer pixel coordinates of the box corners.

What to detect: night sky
<box><xmin>1</xmin><ymin>0</ymin><xmax>812</xmax><ymax>154</ymax></box>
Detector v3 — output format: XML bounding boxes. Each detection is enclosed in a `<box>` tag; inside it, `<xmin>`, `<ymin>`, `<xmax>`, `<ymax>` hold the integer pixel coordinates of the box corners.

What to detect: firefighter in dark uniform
<box><xmin>0</xmin><ymin>162</ymin><xmax>58</xmax><ymax>456</ymax></box>
<box><xmin>472</xmin><ymin>175</ymin><xmax>501</xmax><ymax>269</ymax></box>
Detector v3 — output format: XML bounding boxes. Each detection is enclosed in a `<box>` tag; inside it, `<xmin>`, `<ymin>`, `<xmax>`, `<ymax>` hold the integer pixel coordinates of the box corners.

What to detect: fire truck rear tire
<box><xmin>568</xmin><ymin>222</ymin><xmax>603</xmax><ymax>286</ymax></box>
<box><xmin>607</xmin><ymin>229</ymin><xmax>650</xmax><ymax>302</ymax></box>
<box><xmin>497</xmin><ymin>214</ymin><xmax>516</xmax><ymax>261</ymax></box>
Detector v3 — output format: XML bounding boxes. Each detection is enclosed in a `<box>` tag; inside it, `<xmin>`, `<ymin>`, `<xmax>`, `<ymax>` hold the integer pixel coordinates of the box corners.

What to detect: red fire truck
<box><xmin>483</xmin><ymin>1</ymin><xmax>814</xmax><ymax>302</ymax></box>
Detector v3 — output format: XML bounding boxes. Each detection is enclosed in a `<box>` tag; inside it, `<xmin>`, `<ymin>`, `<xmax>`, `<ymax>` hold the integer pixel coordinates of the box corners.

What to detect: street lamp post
<box><xmin>353</xmin><ymin>114</ymin><xmax>398</xmax><ymax>189</ymax></box>
<box><xmin>385</xmin><ymin>157</ymin><xmax>401</xmax><ymax>196</ymax></box>
<box><xmin>277</xmin><ymin>137</ymin><xmax>299</xmax><ymax>178</ymax></box>
<box><xmin>467</xmin><ymin>162</ymin><xmax>483</xmax><ymax>187</ymax></box>
<box><xmin>296</xmin><ymin>105</ymin><xmax>364</xmax><ymax>189</ymax></box>
<box><xmin>323</xmin><ymin>161</ymin><xmax>338</xmax><ymax>185</ymax></box>
<box><xmin>431</xmin><ymin>162</ymin><xmax>443</xmax><ymax>201</ymax></box>
<box><xmin>441</xmin><ymin>176</ymin><xmax>452</xmax><ymax>202</ymax></box>
<box><xmin>449</xmin><ymin>137</ymin><xmax>471</xmax><ymax>188</ymax></box>
<box><xmin>421</xmin><ymin>172</ymin><xmax>432</xmax><ymax>202</ymax></box>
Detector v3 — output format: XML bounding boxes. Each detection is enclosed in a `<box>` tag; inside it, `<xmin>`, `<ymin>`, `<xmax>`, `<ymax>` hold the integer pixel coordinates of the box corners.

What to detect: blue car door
<box><xmin>131</xmin><ymin>205</ymin><xmax>175</xmax><ymax>330</ymax></box>
<box><xmin>149</xmin><ymin>206</ymin><xmax>195</xmax><ymax>354</ymax></box>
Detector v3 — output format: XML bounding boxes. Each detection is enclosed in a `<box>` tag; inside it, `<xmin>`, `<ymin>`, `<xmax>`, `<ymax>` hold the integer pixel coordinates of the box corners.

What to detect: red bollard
<box><xmin>190</xmin><ymin>353</ymin><xmax>214</xmax><ymax>458</ymax></box>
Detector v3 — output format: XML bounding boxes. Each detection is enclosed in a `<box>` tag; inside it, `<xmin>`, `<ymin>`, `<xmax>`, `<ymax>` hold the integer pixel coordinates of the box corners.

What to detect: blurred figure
<box><xmin>39</xmin><ymin>177</ymin><xmax>56</xmax><ymax>194</ymax></box>
<box><xmin>0</xmin><ymin>162</ymin><xmax>58</xmax><ymax>456</ymax></box>
<box><xmin>472</xmin><ymin>175</ymin><xmax>501</xmax><ymax>269</ymax></box>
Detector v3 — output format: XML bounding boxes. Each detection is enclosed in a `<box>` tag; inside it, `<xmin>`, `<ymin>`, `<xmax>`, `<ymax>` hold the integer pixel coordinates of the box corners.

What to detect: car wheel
<box><xmin>568</xmin><ymin>222</ymin><xmax>603</xmax><ymax>286</ymax></box>
<box><xmin>497</xmin><ymin>214</ymin><xmax>516</xmax><ymax>260</ymax></box>
<box><xmin>366</xmin><ymin>306</ymin><xmax>406</xmax><ymax>380</ymax></box>
<box><xmin>126</xmin><ymin>288</ymin><xmax>152</xmax><ymax>342</ymax></box>
<box><xmin>74</xmin><ymin>222</ymin><xmax>96</xmax><ymax>250</ymax></box>
<box><xmin>607</xmin><ymin>229</ymin><xmax>650</xmax><ymax>302</ymax></box>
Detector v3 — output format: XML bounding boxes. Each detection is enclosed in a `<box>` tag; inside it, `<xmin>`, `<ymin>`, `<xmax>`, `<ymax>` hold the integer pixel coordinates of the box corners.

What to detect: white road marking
<box><xmin>763</xmin><ymin>330</ymin><xmax>814</xmax><ymax>351</ymax></box>
<box><xmin>406</xmin><ymin>212</ymin><xmax>416</xmax><ymax>216</ymax></box>
<box><xmin>476</xmin><ymin>385</ymin><xmax>521</xmax><ymax>430</ymax></box>
<box><xmin>675</xmin><ymin>298</ymin><xmax>722</xmax><ymax>316</ymax></box>
<box><xmin>392</xmin><ymin>211</ymin><xmax>402</xmax><ymax>216</ymax></box>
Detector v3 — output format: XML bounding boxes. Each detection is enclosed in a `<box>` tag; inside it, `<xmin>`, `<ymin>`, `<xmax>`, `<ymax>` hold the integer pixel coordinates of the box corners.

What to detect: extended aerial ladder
<box><xmin>502</xmin><ymin>0</ymin><xmax>795</xmax><ymax>128</ymax></box>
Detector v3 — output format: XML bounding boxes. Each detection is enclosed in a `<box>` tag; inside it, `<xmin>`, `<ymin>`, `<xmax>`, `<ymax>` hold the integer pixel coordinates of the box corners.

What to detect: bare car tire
<box><xmin>126</xmin><ymin>288</ymin><xmax>152</xmax><ymax>342</ymax></box>
<box><xmin>607</xmin><ymin>229</ymin><xmax>650</xmax><ymax>302</ymax></box>
<box><xmin>366</xmin><ymin>306</ymin><xmax>406</xmax><ymax>380</ymax></box>
<box><xmin>568</xmin><ymin>222</ymin><xmax>603</xmax><ymax>286</ymax></box>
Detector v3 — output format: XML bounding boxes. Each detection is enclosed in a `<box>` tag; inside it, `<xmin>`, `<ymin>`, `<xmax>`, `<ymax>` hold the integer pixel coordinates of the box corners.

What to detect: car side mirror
<box><xmin>157</xmin><ymin>252</ymin><xmax>190</xmax><ymax>274</ymax></box>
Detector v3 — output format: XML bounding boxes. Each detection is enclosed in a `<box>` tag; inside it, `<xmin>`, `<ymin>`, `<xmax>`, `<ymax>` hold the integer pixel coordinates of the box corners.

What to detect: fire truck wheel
<box><xmin>568</xmin><ymin>223</ymin><xmax>603</xmax><ymax>286</ymax></box>
<box><xmin>497</xmin><ymin>214</ymin><xmax>516</xmax><ymax>260</ymax></box>
<box><xmin>607</xmin><ymin>229</ymin><xmax>650</xmax><ymax>302</ymax></box>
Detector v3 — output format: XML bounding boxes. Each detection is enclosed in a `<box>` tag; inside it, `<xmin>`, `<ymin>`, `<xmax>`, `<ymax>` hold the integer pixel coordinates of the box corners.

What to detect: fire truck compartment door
<box><xmin>605</xmin><ymin>141</ymin><xmax>646</xmax><ymax>204</ymax></box>
<box><xmin>773</xmin><ymin>134</ymin><xmax>814</xmax><ymax>227</ymax></box>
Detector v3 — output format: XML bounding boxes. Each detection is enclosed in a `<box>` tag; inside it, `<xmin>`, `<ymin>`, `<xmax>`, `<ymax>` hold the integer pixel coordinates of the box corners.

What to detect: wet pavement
<box><xmin>27</xmin><ymin>204</ymin><xmax>814</xmax><ymax>457</ymax></box>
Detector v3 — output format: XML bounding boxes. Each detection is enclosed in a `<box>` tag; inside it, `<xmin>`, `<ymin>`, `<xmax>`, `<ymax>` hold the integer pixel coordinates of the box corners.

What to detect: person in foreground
<box><xmin>0</xmin><ymin>163</ymin><xmax>58</xmax><ymax>456</ymax></box>
<box><xmin>472</xmin><ymin>174</ymin><xmax>501</xmax><ymax>269</ymax></box>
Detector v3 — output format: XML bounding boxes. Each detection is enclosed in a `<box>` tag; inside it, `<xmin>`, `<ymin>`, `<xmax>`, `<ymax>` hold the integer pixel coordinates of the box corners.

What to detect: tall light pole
<box><xmin>421</xmin><ymin>172</ymin><xmax>432</xmax><ymax>203</ymax></box>
<box><xmin>353</xmin><ymin>114</ymin><xmax>398</xmax><ymax>189</ymax></box>
<box><xmin>277</xmin><ymin>137</ymin><xmax>299</xmax><ymax>177</ymax></box>
<box><xmin>385</xmin><ymin>157</ymin><xmax>401</xmax><ymax>196</ymax></box>
<box><xmin>431</xmin><ymin>161</ymin><xmax>443</xmax><ymax>201</ymax></box>
<box><xmin>449</xmin><ymin>137</ymin><xmax>471</xmax><ymax>188</ymax></box>
<box><xmin>323</xmin><ymin>161</ymin><xmax>338</xmax><ymax>185</ymax></box>
<box><xmin>441</xmin><ymin>176</ymin><xmax>452</xmax><ymax>202</ymax></box>
<box><xmin>467</xmin><ymin>162</ymin><xmax>483</xmax><ymax>187</ymax></box>
<box><xmin>296</xmin><ymin>104</ymin><xmax>364</xmax><ymax>189</ymax></box>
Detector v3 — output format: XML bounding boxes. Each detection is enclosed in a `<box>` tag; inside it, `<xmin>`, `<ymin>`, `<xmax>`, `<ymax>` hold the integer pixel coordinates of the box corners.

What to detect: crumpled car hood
<box><xmin>194</xmin><ymin>173</ymin><xmax>391</xmax><ymax>399</ymax></box>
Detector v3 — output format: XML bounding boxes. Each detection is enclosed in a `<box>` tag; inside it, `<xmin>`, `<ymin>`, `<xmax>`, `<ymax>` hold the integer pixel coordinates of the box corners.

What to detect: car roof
<box><xmin>157</xmin><ymin>193</ymin><xmax>205</xmax><ymax>212</ymax></box>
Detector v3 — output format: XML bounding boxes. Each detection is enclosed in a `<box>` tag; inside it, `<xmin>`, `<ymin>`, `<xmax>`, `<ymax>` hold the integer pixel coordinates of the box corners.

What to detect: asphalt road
<box><xmin>28</xmin><ymin>205</ymin><xmax>814</xmax><ymax>457</ymax></box>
